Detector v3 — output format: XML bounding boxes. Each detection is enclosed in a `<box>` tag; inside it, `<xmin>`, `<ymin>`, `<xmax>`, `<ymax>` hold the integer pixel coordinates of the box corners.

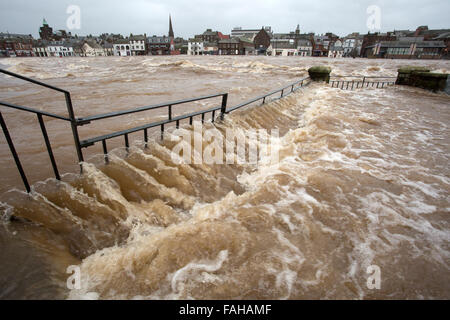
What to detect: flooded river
<box><xmin>0</xmin><ymin>56</ymin><xmax>449</xmax><ymax>299</ymax></box>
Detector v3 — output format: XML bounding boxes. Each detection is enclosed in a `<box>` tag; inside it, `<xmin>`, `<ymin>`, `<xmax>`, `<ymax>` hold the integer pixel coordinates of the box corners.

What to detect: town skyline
<box><xmin>1</xmin><ymin>0</ymin><xmax>450</xmax><ymax>39</ymax></box>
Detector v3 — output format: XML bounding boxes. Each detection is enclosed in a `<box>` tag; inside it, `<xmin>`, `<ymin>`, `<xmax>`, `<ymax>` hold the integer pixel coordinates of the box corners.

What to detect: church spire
<box><xmin>168</xmin><ymin>14</ymin><xmax>174</xmax><ymax>38</ymax></box>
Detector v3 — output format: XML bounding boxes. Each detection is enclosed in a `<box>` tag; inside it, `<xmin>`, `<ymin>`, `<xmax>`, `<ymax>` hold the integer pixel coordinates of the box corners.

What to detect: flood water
<box><xmin>0</xmin><ymin>56</ymin><xmax>449</xmax><ymax>299</ymax></box>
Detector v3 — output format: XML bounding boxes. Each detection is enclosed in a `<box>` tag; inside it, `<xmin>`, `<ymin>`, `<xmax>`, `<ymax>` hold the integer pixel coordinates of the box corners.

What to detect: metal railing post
<box><xmin>220</xmin><ymin>93</ymin><xmax>228</xmax><ymax>120</ymax></box>
<box><xmin>37</xmin><ymin>114</ymin><xmax>60</xmax><ymax>180</ymax></box>
<box><xmin>64</xmin><ymin>92</ymin><xmax>84</xmax><ymax>164</ymax></box>
<box><xmin>102</xmin><ymin>139</ymin><xmax>109</xmax><ymax>164</ymax></box>
<box><xmin>0</xmin><ymin>112</ymin><xmax>30</xmax><ymax>193</ymax></box>
<box><xmin>144</xmin><ymin>128</ymin><xmax>148</xmax><ymax>148</ymax></box>
<box><xmin>124</xmin><ymin>133</ymin><xmax>129</xmax><ymax>152</ymax></box>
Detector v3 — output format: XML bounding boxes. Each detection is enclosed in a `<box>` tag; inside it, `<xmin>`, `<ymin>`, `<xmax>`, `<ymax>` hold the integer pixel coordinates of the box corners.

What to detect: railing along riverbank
<box><xmin>0</xmin><ymin>69</ymin><xmax>83</xmax><ymax>192</ymax></box>
<box><xmin>0</xmin><ymin>68</ymin><xmax>310</xmax><ymax>192</ymax></box>
<box><xmin>330</xmin><ymin>75</ymin><xmax>396</xmax><ymax>90</ymax></box>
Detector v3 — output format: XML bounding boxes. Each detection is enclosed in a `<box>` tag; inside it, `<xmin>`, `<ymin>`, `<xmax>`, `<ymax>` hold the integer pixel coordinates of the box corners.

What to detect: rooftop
<box><xmin>377</xmin><ymin>40</ymin><xmax>446</xmax><ymax>48</ymax></box>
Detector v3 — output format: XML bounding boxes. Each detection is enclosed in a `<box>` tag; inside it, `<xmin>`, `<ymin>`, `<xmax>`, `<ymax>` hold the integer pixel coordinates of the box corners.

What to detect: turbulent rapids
<box><xmin>0</xmin><ymin>56</ymin><xmax>449</xmax><ymax>299</ymax></box>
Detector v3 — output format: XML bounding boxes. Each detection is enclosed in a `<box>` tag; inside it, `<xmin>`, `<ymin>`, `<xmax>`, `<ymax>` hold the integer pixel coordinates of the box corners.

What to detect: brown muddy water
<box><xmin>0</xmin><ymin>56</ymin><xmax>449</xmax><ymax>299</ymax></box>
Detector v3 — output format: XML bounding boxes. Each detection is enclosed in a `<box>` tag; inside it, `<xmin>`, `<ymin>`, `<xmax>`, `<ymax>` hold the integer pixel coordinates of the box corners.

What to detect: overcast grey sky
<box><xmin>0</xmin><ymin>0</ymin><xmax>449</xmax><ymax>38</ymax></box>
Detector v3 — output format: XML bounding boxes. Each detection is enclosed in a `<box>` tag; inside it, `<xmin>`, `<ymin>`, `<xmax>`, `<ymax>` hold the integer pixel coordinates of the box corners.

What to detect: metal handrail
<box><xmin>0</xmin><ymin>112</ymin><xmax>31</xmax><ymax>192</ymax></box>
<box><xmin>0</xmin><ymin>68</ymin><xmax>70</xmax><ymax>94</ymax></box>
<box><xmin>226</xmin><ymin>77</ymin><xmax>310</xmax><ymax>113</ymax></box>
<box><xmin>330</xmin><ymin>75</ymin><xmax>397</xmax><ymax>79</ymax></box>
<box><xmin>0</xmin><ymin>67</ymin><xmax>311</xmax><ymax>193</ymax></box>
<box><xmin>78</xmin><ymin>92</ymin><xmax>228</xmax><ymax>123</ymax></box>
<box><xmin>329</xmin><ymin>75</ymin><xmax>396</xmax><ymax>90</ymax></box>
<box><xmin>78</xmin><ymin>92</ymin><xmax>228</xmax><ymax>157</ymax></box>
<box><xmin>0</xmin><ymin>68</ymin><xmax>84</xmax><ymax>192</ymax></box>
<box><xmin>80</xmin><ymin>105</ymin><xmax>223</xmax><ymax>148</ymax></box>
<box><xmin>0</xmin><ymin>68</ymin><xmax>84</xmax><ymax>163</ymax></box>
<box><xmin>0</xmin><ymin>100</ymin><xmax>72</xmax><ymax>121</ymax></box>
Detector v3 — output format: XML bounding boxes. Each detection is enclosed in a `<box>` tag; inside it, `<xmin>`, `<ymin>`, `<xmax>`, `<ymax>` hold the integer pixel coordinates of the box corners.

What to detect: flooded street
<box><xmin>0</xmin><ymin>56</ymin><xmax>449</xmax><ymax>299</ymax></box>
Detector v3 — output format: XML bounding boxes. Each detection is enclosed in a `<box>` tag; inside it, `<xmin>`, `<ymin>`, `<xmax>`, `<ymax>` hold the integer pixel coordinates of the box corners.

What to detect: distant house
<box><xmin>343</xmin><ymin>38</ymin><xmax>361</xmax><ymax>57</ymax></box>
<box><xmin>113</xmin><ymin>39</ymin><xmax>131</xmax><ymax>56</ymax></box>
<box><xmin>371</xmin><ymin>40</ymin><xmax>446</xmax><ymax>59</ymax></box>
<box><xmin>82</xmin><ymin>41</ymin><xmax>104</xmax><ymax>57</ymax></box>
<box><xmin>218</xmin><ymin>38</ymin><xmax>240</xmax><ymax>55</ymax></box>
<box><xmin>187</xmin><ymin>38</ymin><xmax>204</xmax><ymax>55</ymax></box>
<box><xmin>297</xmin><ymin>40</ymin><xmax>313</xmax><ymax>57</ymax></box>
<box><xmin>203</xmin><ymin>42</ymin><xmax>218</xmax><ymax>55</ymax></box>
<box><xmin>273</xmin><ymin>25</ymin><xmax>303</xmax><ymax>48</ymax></box>
<box><xmin>173</xmin><ymin>37</ymin><xmax>188</xmax><ymax>54</ymax></box>
<box><xmin>46</xmin><ymin>42</ymin><xmax>61</xmax><ymax>57</ymax></box>
<box><xmin>147</xmin><ymin>36</ymin><xmax>170</xmax><ymax>55</ymax></box>
<box><xmin>342</xmin><ymin>33</ymin><xmax>364</xmax><ymax>57</ymax></box>
<box><xmin>187</xmin><ymin>38</ymin><xmax>203</xmax><ymax>55</ymax></box>
<box><xmin>195</xmin><ymin>29</ymin><xmax>230</xmax><ymax>43</ymax></box>
<box><xmin>0</xmin><ymin>37</ymin><xmax>33</xmax><ymax>57</ymax></box>
<box><xmin>218</xmin><ymin>37</ymin><xmax>254</xmax><ymax>55</ymax></box>
<box><xmin>269</xmin><ymin>40</ymin><xmax>298</xmax><ymax>56</ymax></box>
<box><xmin>231</xmin><ymin>26</ymin><xmax>272</xmax><ymax>39</ymax></box>
<box><xmin>33</xmin><ymin>41</ymin><xmax>48</xmax><ymax>57</ymax></box>
<box><xmin>328</xmin><ymin>45</ymin><xmax>344</xmax><ymax>58</ymax></box>
<box><xmin>240</xmin><ymin>38</ymin><xmax>256</xmax><ymax>55</ymax></box>
<box><xmin>413</xmin><ymin>26</ymin><xmax>450</xmax><ymax>40</ymax></box>
<box><xmin>72</xmin><ymin>43</ymin><xmax>84</xmax><ymax>57</ymax></box>
<box><xmin>360</xmin><ymin>32</ymin><xmax>397</xmax><ymax>57</ymax></box>
<box><xmin>39</xmin><ymin>18</ymin><xmax>53</xmax><ymax>40</ymax></box>
<box><xmin>102</xmin><ymin>42</ymin><xmax>114</xmax><ymax>56</ymax></box>
<box><xmin>0</xmin><ymin>32</ymin><xmax>33</xmax><ymax>41</ymax></box>
<box><xmin>188</xmin><ymin>29</ymin><xmax>228</xmax><ymax>55</ymax></box>
<box><xmin>433</xmin><ymin>32</ymin><xmax>450</xmax><ymax>59</ymax></box>
<box><xmin>129</xmin><ymin>35</ymin><xmax>146</xmax><ymax>56</ymax></box>
<box><xmin>254</xmin><ymin>27</ymin><xmax>271</xmax><ymax>55</ymax></box>
<box><xmin>313</xmin><ymin>35</ymin><xmax>333</xmax><ymax>57</ymax></box>
<box><xmin>47</xmin><ymin>41</ymin><xmax>74</xmax><ymax>57</ymax></box>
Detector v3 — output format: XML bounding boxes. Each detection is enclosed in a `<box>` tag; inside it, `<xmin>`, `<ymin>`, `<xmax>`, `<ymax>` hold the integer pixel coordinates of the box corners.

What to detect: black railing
<box><xmin>330</xmin><ymin>76</ymin><xmax>396</xmax><ymax>90</ymax></box>
<box><xmin>79</xmin><ymin>93</ymin><xmax>228</xmax><ymax>153</ymax></box>
<box><xmin>0</xmin><ymin>69</ymin><xmax>84</xmax><ymax>192</ymax></box>
<box><xmin>0</xmin><ymin>68</ymin><xmax>310</xmax><ymax>193</ymax></box>
<box><xmin>225</xmin><ymin>77</ymin><xmax>310</xmax><ymax>113</ymax></box>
